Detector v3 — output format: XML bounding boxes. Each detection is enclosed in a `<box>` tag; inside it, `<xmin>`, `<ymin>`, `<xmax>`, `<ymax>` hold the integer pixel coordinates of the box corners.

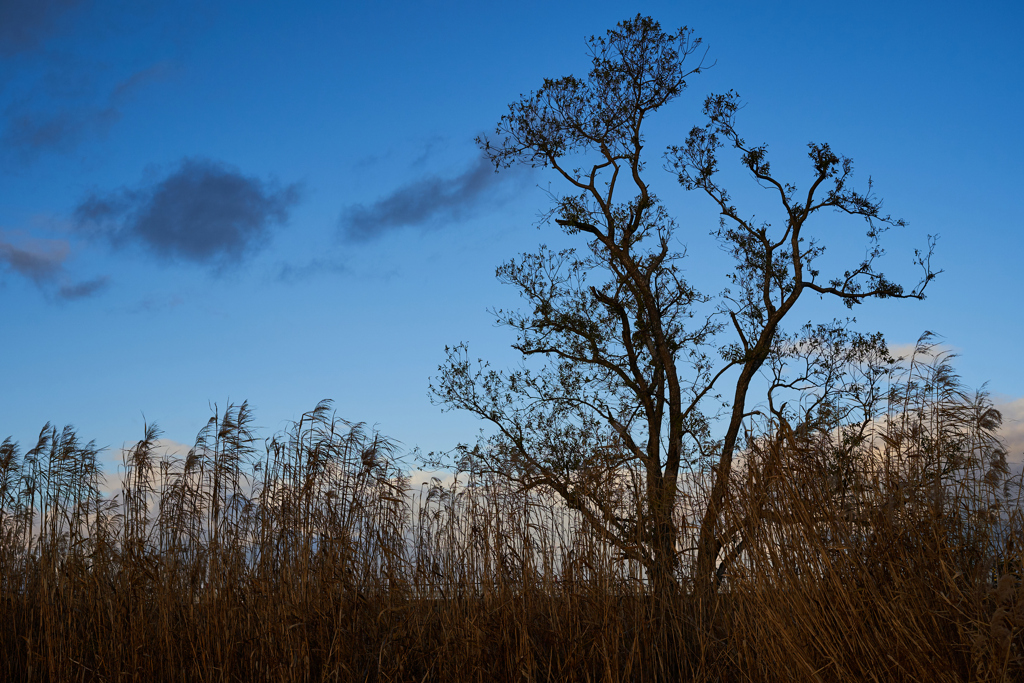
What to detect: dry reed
<box><xmin>1</xmin><ymin>352</ymin><xmax>1021</xmax><ymax>681</ymax></box>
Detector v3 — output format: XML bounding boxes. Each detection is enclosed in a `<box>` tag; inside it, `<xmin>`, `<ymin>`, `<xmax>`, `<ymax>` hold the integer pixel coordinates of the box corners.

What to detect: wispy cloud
<box><xmin>339</xmin><ymin>153</ymin><xmax>529</xmax><ymax>242</ymax></box>
<box><xmin>0</xmin><ymin>0</ymin><xmax>181</xmax><ymax>165</ymax></box>
<box><xmin>57</xmin><ymin>275</ymin><xmax>108</xmax><ymax>300</ymax></box>
<box><xmin>127</xmin><ymin>292</ymin><xmax>185</xmax><ymax>314</ymax></box>
<box><xmin>0</xmin><ymin>234</ymin><xmax>68</xmax><ymax>284</ymax></box>
<box><xmin>2</xmin><ymin>61</ymin><xmax>176</xmax><ymax>163</ymax></box>
<box><xmin>109</xmin><ymin>61</ymin><xmax>175</xmax><ymax>101</ymax></box>
<box><xmin>0</xmin><ymin>231</ymin><xmax>107</xmax><ymax>300</ymax></box>
<box><xmin>75</xmin><ymin>158</ymin><xmax>302</xmax><ymax>268</ymax></box>
<box><xmin>275</xmin><ymin>257</ymin><xmax>346</xmax><ymax>284</ymax></box>
<box><xmin>0</xmin><ymin>0</ymin><xmax>83</xmax><ymax>56</ymax></box>
<box><xmin>1</xmin><ymin>107</ymin><xmax>115</xmax><ymax>158</ymax></box>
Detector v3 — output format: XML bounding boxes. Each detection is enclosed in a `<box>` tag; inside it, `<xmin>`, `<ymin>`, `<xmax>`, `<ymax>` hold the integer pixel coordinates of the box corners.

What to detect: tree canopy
<box><xmin>431</xmin><ymin>14</ymin><xmax>938</xmax><ymax>597</ymax></box>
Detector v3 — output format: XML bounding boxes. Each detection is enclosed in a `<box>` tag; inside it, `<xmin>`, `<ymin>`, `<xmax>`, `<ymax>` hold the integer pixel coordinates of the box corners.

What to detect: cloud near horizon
<box><xmin>339</xmin><ymin>153</ymin><xmax>528</xmax><ymax>241</ymax></box>
<box><xmin>997</xmin><ymin>397</ymin><xmax>1024</xmax><ymax>467</ymax></box>
<box><xmin>75</xmin><ymin>158</ymin><xmax>302</xmax><ymax>268</ymax></box>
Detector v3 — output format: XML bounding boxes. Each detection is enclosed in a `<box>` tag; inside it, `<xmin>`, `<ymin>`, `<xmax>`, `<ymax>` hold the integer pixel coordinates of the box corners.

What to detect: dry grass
<box><xmin>1</xmin><ymin>357</ymin><xmax>1021</xmax><ymax>681</ymax></box>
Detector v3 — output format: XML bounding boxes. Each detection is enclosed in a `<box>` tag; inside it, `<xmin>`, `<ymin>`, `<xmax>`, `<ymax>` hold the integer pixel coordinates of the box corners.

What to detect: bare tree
<box><xmin>430</xmin><ymin>14</ymin><xmax>937</xmax><ymax>599</ymax></box>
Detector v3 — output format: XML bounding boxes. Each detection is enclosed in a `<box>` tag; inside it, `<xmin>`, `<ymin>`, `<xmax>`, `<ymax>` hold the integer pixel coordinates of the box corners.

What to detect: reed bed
<box><xmin>1</xmin><ymin>356</ymin><xmax>1021</xmax><ymax>681</ymax></box>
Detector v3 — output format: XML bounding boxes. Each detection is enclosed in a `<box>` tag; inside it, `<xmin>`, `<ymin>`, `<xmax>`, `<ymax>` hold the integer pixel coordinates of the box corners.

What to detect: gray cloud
<box><xmin>0</xmin><ymin>0</ymin><xmax>83</xmax><ymax>56</ymax></box>
<box><xmin>0</xmin><ymin>232</ymin><xmax>106</xmax><ymax>300</ymax></box>
<box><xmin>75</xmin><ymin>158</ymin><xmax>302</xmax><ymax>267</ymax></box>
<box><xmin>276</xmin><ymin>257</ymin><xmax>346</xmax><ymax>284</ymax></box>
<box><xmin>1</xmin><ymin>106</ymin><xmax>116</xmax><ymax>158</ymax></box>
<box><xmin>2</xmin><ymin>62</ymin><xmax>174</xmax><ymax>162</ymax></box>
<box><xmin>57</xmin><ymin>276</ymin><xmax>108</xmax><ymax>300</ymax></box>
<box><xmin>109</xmin><ymin>61</ymin><xmax>176</xmax><ymax>101</ymax></box>
<box><xmin>0</xmin><ymin>234</ymin><xmax>68</xmax><ymax>284</ymax></box>
<box><xmin>340</xmin><ymin>154</ymin><xmax>526</xmax><ymax>241</ymax></box>
<box><xmin>127</xmin><ymin>292</ymin><xmax>184</xmax><ymax>314</ymax></box>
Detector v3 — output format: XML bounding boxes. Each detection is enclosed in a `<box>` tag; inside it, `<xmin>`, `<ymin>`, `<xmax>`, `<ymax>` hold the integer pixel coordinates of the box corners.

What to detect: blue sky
<box><xmin>1</xmin><ymin>0</ymin><xmax>1022</xmax><ymax>466</ymax></box>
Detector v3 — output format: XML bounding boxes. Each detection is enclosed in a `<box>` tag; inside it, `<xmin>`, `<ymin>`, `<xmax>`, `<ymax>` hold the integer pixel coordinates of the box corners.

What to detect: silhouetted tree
<box><xmin>431</xmin><ymin>15</ymin><xmax>937</xmax><ymax>600</ymax></box>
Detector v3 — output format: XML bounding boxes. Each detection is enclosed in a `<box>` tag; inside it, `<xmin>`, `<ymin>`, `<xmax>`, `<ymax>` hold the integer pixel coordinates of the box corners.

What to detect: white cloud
<box><xmin>887</xmin><ymin>339</ymin><xmax>959</xmax><ymax>362</ymax></box>
<box><xmin>996</xmin><ymin>397</ymin><xmax>1024</xmax><ymax>467</ymax></box>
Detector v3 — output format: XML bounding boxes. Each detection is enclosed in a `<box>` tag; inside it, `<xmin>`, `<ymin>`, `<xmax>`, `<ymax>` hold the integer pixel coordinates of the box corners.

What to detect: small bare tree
<box><xmin>431</xmin><ymin>14</ymin><xmax>937</xmax><ymax>599</ymax></box>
